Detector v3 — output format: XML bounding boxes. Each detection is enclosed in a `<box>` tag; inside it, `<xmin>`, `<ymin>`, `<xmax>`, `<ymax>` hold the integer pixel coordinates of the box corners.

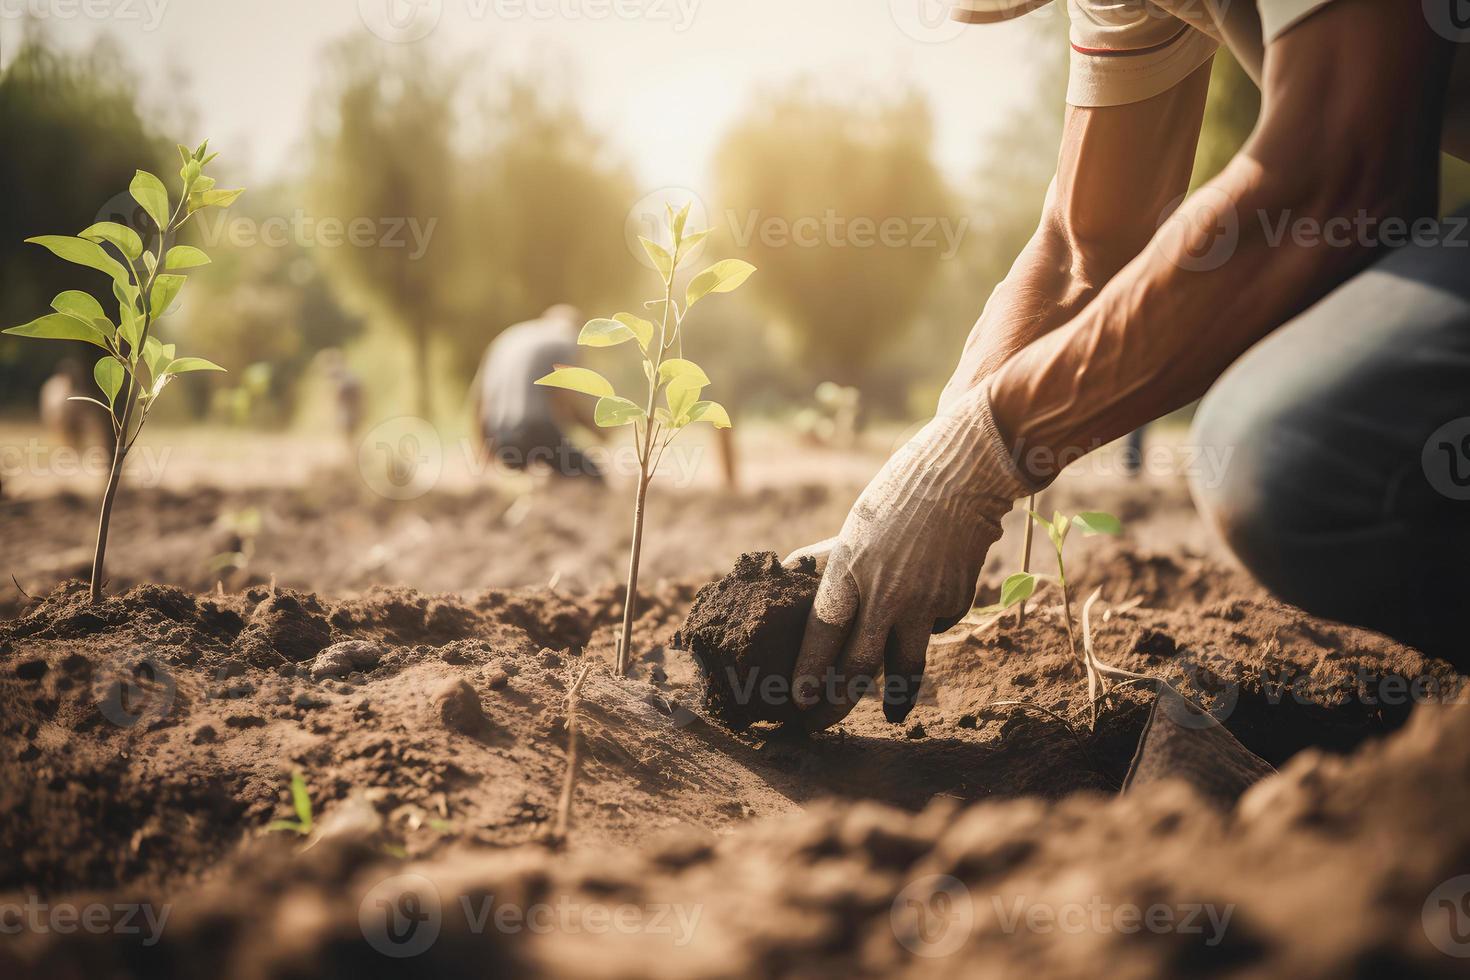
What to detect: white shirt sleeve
<box><xmin>950</xmin><ymin>0</ymin><xmax>1217</xmax><ymax>107</ymax></box>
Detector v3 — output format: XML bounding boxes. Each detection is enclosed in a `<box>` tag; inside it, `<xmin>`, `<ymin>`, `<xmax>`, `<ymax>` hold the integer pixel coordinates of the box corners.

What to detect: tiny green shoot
<box><xmin>2</xmin><ymin>140</ymin><xmax>243</xmax><ymax>602</ymax></box>
<box><xmin>264</xmin><ymin>770</ymin><xmax>314</xmax><ymax>836</ymax></box>
<box><xmin>993</xmin><ymin>510</ymin><xmax>1125</xmax><ymax>728</ymax></box>
<box><xmin>536</xmin><ymin>204</ymin><xmax>754</xmax><ymax>675</ymax></box>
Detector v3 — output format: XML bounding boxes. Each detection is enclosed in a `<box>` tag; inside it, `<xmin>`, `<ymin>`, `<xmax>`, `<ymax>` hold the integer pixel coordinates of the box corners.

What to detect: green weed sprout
<box><xmin>265</xmin><ymin>770</ymin><xmax>314</xmax><ymax>836</ymax></box>
<box><xmin>3</xmin><ymin>140</ymin><xmax>243</xmax><ymax>602</ymax></box>
<box><xmin>536</xmin><ymin>204</ymin><xmax>754</xmax><ymax>675</ymax></box>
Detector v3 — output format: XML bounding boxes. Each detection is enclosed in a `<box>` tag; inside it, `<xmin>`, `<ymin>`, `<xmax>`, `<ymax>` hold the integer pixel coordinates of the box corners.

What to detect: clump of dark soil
<box><xmin>675</xmin><ymin>552</ymin><xmax>819</xmax><ymax>731</ymax></box>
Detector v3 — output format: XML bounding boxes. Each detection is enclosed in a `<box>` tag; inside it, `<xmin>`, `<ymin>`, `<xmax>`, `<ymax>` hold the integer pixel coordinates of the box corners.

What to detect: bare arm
<box><xmin>986</xmin><ymin>0</ymin><xmax>1453</xmax><ymax>479</ymax></box>
<box><xmin>939</xmin><ymin>59</ymin><xmax>1213</xmax><ymax>412</ymax></box>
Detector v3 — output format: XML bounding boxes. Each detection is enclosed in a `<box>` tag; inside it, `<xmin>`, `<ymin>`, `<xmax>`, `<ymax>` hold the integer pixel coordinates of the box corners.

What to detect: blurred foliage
<box><xmin>711</xmin><ymin>83</ymin><xmax>957</xmax><ymax>395</ymax></box>
<box><xmin>0</xmin><ymin>27</ymin><xmax>172</xmax><ymax>407</ymax></box>
<box><xmin>305</xmin><ymin>39</ymin><xmax>637</xmax><ymax>420</ymax></box>
<box><xmin>306</xmin><ymin>39</ymin><xmax>457</xmax><ymax>418</ymax></box>
<box><xmin>1192</xmin><ymin>51</ymin><xmax>1260</xmax><ymax>188</ymax></box>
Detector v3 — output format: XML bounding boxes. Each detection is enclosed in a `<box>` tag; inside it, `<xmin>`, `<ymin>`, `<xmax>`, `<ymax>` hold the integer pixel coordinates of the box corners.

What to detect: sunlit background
<box><xmin>1</xmin><ymin>1</ymin><xmax>1461</xmax><ymax>438</ymax></box>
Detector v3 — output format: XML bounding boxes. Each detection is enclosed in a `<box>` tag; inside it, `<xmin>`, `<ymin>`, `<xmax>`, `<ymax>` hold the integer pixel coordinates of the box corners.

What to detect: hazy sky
<box><xmin>11</xmin><ymin>0</ymin><xmax>1052</xmax><ymax>189</ymax></box>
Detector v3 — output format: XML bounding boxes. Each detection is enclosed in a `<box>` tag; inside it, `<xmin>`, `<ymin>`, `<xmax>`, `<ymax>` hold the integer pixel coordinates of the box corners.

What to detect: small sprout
<box><xmin>993</xmin><ymin>509</ymin><xmax>1124</xmax><ymax>729</ymax></box>
<box><xmin>264</xmin><ymin>770</ymin><xmax>314</xmax><ymax>836</ymax></box>
<box><xmin>536</xmin><ymin>203</ymin><xmax>753</xmax><ymax>675</ymax></box>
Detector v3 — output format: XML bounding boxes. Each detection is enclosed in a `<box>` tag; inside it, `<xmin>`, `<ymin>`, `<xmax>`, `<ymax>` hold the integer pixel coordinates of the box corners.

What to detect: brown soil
<box><xmin>674</xmin><ymin>552</ymin><xmax>819</xmax><ymax>731</ymax></box>
<box><xmin>2</xmin><ymin>472</ymin><xmax>1467</xmax><ymax>976</ymax></box>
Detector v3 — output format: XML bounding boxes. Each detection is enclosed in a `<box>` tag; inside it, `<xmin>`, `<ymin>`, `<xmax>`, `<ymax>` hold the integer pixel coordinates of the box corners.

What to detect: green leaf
<box><xmin>3</xmin><ymin>313</ymin><xmax>111</xmax><ymax>350</ymax></box>
<box><xmin>593</xmin><ymin>396</ymin><xmax>647</xmax><ymax>428</ymax></box>
<box><xmin>672</xmin><ymin>201</ymin><xmax>691</xmax><ymax>240</ymax></box>
<box><xmin>94</xmin><ymin>356</ymin><xmax>125</xmax><ymax>403</ymax></box>
<box><xmin>613</xmin><ymin>313</ymin><xmax>655</xmax><ymax>351</ymax></box>
<box><xmin>26</xmin><ymin>236</ymin><xmax>131</xmax><ymax>287</ymax></box>
<box><xmin>117</xmin><ymin>298</ymin><xmax>142</xmax><ymax>352</ymax></box>
<box><xmin>51</xmin><ymin>290</ymin><xmax>110</xmax><ymax>332</ymax></box>
<box><xmin>264</xmin><ymin>819</ymin><xmax>306</xmax><ymax>835</ymax></box>
<box><xmin>289</xmin><ymin>771</ymin><xmax>312</xmax><ymax>829</ymax></box>
<box><xmin>188</xmin><ymin>188</ymin><xmax>244</xmax><ymax>213</ymax></box>
<box><xmin>130</xmin><ymin>171</ymin><xmax>170</xmax><ymax>232</ymax></box>
<box><xmin>639</xmin><ymin>237</ymin><xmax>673</xmax><ymax>280</ymax></box>
<box><xmin>143</xmin><ymin>338</ymin><xmax>177</xmax><ymax>378</ymax></box>
<box><xmin>666</xmin><ymin>375</ymin><xmax>703</xmax><ymax>422</ymax></box>
<box><xmin>686</xmin><ymin>259</ymin><xmax>756</xmax><ymax>309</ymax></box>
<box><xmin>79</xmin><ymin>222</ymin><xmax>143</xmax><ymax>261</ymax></box>
<box><xmin>1072</xmin><ymin>512</ymin><xmax>1122</xmax><ymax>536</ymax></box>
<box><xmin>150</xmin><ymin>274</ymin><xmax>187</xmax><ymax>317</ymax></box>
<box><xmin>163</xmin><ymin>356</ymin><xmax>226</xmax><ymax>375</ymax></box>
<box><xmin>1000</xmin><ymin>573</ymin><xmax>1037</xmax><ymax>608</ymax></box>
<box><xmin>578</xmin><ymin>317</ymin><xmax>643</xmax><ymax>350</ymax></box>
<box><xmin>177</xmin><ymin>144</ymin><xmax>192</xmax><ymax>166</ymax></box>
<box><xmin>680</xmin><ymin>229</ymin><xmax>711</xmax><ymax>254</ymax></box>
<box><xmin>657</xmin><ymin>358</ymin><xmax>710</xmax><ymax>388</ymax></box>
<box><xmin>165</xmin><ymin>245</ymin><xmax>211</xmax><ymax>270</ymax></box>
<box><xmin>688</xmin><ymin>400</ymin><xmax>732</xmax><ymax>429</ymax></box>
<box><xmin>534</xmin><ymin>365</ymin><xmax>614</xmax><ymax>399</ymax></box>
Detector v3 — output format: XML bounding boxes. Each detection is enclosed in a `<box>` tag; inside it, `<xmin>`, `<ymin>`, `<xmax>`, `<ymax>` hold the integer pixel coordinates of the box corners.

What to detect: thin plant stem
<box><xmin>553</xmin><ymin>662</ymin><xmax>594</xmax><ymax>841</ymax></box>
<box><xmin>89</xmin><ymin>193</ymin><xmax>185</xmax><ymax>602</ymax></box>
<box><xmin>1017</xmin><ymin>493</ymin><xmax>1036</xmax><ymax>627</ymax></box>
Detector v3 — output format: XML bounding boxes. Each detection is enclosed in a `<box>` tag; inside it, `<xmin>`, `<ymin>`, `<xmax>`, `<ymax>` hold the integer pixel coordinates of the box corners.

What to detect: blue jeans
<box><xmin>1190</xmin><ymin>212</ymin><xmax>1470</xmax><ymax>666</ymax></box>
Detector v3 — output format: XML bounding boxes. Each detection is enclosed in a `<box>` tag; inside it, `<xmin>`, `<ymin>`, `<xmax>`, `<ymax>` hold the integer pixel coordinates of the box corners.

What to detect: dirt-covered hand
<box><xmin>783</xmin><ymin>386</ymin><xmax>1036</xmax><ymax>731</ymax></box>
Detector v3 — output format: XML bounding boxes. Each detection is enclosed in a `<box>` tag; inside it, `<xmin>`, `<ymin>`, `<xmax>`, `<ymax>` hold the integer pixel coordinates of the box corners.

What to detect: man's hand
<box><xmin>784</xmin><ymin>386</ymin><xmax>1034</xmax><ymax>731</ymax></box>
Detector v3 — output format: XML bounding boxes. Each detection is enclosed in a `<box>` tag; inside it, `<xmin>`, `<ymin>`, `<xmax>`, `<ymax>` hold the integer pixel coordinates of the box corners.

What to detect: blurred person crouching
<box><xmin>470</xmin><ymin>305</ymin><xmax>605</xmax><ymax>482</ymax></box>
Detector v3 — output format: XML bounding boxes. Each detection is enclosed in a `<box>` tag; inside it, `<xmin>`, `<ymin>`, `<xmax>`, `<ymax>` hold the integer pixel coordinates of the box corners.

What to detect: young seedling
<box><xmin>3</xmin><ymin>140</ymin><xmax>243</xmax><ymax>602</ymax></box>
<box><xmin>265</xmin><ymin>770</ymin><xmax>315</xmax><ymax>836</ymax></box>
<box><xmin>994</xmin><ymin>509</ymin><xmax>1128</xmax><ymax>728</ymax></box>
<box><xmin>536</xmin><ymin>204</ymin><xmax>754</xmax><ymax>675</ymax></box>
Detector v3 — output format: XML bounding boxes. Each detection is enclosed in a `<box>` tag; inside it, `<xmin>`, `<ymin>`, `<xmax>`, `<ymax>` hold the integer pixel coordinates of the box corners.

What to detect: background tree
<box><xmin>306</xmin><ymin>38</ymin><xmax>456</xmax><ymax>418</ymax></box>
<box><xmin>0</xmin><ymin>27</ymin><xmax>171</xmax><ymax>408</ymax></box>
<box><xmin>711</xmin><ymin>83</ymin><xmax>957</xmax><ymax>398</ymax></box>
<box><xmin>445</xmin><ymin>77</ymin><xmax>638</xmax><ymax>372</ymax></box>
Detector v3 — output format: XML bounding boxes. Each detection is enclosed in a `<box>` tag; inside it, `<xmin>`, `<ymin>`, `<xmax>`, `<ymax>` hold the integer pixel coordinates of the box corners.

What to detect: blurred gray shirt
<box><xmin>475</xmin><ymin>313</ymin><xmax>580</xmax><ymax>436</ymax></box>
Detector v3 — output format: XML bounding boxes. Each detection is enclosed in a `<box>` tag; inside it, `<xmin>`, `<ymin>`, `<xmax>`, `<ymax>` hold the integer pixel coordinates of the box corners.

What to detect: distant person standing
<box><xmin>40</xmin><ymin>357</ymin><xmax>114</xmax><ymax>458</ymax></box>
<box><xmin>316</xmin><ymin>349</ymin><xmax>364</xmax><ymax>443</ymax></box>
<box><xmin>470</xmin><ymin>305</ymin><xmax>603</xmax><ymax>480</ymax></box>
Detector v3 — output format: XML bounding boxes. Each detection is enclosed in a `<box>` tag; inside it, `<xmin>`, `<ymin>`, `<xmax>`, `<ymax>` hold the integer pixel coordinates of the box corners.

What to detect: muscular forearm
<box><xmin>940</xmin><ymin>65</ymin><xmax>1212</xmax><ymax>415</ymax></box>
<box><xmin>983</xmin><ymin>0</ymin><xmax>1449</xmax><ymax>482</ymax></box>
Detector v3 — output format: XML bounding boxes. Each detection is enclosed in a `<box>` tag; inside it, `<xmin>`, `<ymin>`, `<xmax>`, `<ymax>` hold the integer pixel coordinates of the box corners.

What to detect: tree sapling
<box><xmin>536</xmin><ymin>204</ymin><xmax>754</xmax><ymax>675</ymax></box>
<box><xmin>3</xmin><ymin>140</ymin><xmax>243</xmax><ymax>601</ymax></box>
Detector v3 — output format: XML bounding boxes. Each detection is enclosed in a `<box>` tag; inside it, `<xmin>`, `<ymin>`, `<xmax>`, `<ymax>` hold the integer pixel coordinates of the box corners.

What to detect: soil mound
<box><xmin>675</xmin><ymin>552</ymin><xmax>819</xmax><ymax>731</ymax></box>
